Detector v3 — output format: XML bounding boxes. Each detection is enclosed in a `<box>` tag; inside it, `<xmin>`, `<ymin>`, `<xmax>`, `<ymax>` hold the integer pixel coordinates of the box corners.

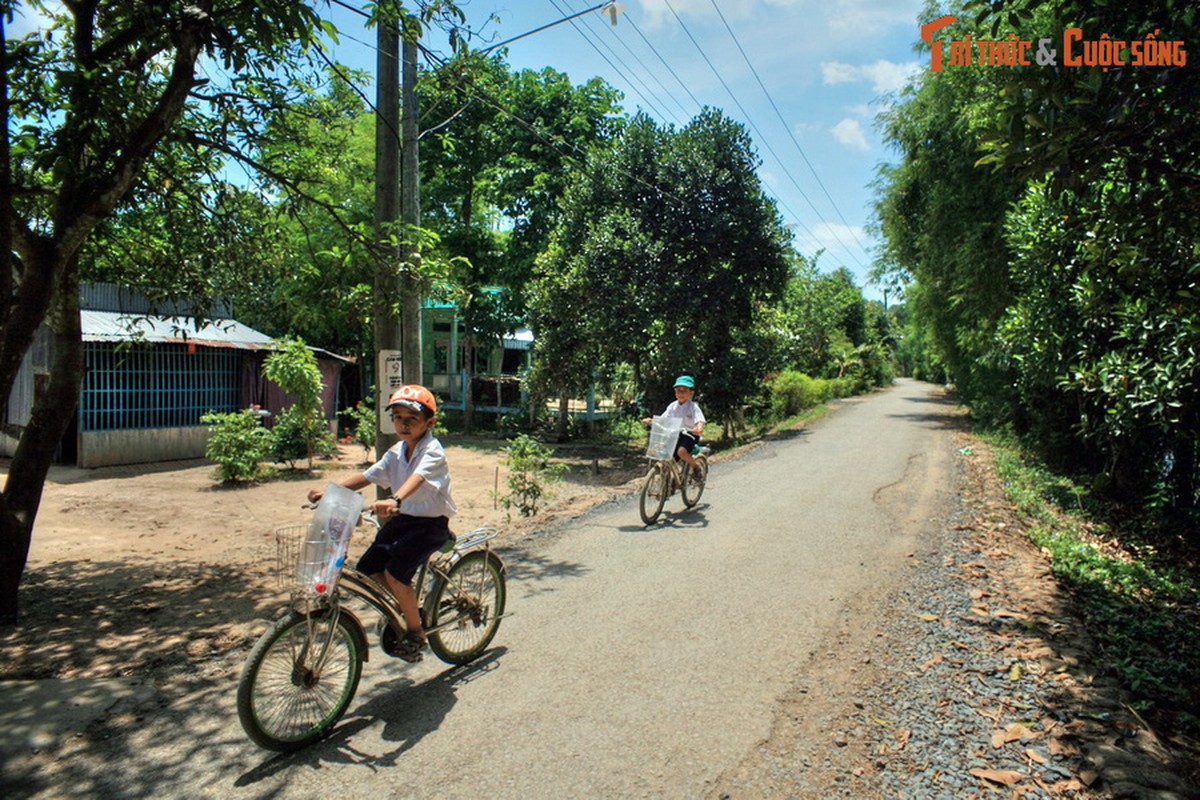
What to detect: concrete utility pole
<box><xmin>373</xmin><ymin>7</ymin><xmax>401</xmax><ymax>457</ymax></box>
<box><xmin>400</xmin><ymin>23</ymin><xmax>422</xmax><ymax>385</ymax></box>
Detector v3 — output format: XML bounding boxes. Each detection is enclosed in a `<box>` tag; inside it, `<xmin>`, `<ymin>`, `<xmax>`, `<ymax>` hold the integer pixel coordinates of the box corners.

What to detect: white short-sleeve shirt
<box><xmin>663</xmin><ymin>399</ymin><xmax>705</xmax><ymax>431</ymax></box>
<box><xmin>363</xmin><ymin>432</ymin><xmax>458</xmax><ymax>518</ymax></box>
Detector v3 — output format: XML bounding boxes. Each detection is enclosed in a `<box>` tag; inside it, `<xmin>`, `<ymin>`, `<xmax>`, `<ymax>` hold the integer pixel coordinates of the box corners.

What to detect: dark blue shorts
<box><xmin>673</xmin><ymin>431</ymin><xmax>699</xmax><ymax>460</ymax></box>
<box><xmin>356</xmin><ymin>514</ymin><xmax>451</xmax><ymax>585</ymax></box>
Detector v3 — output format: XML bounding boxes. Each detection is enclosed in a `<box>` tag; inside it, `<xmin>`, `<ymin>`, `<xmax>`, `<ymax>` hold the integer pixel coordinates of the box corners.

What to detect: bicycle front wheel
<box><xmin>425</xmin><ymin>550</ymin><xmax>507</xmax><ymax>665</ymax></box>
<box><xmin>639</xmin><ymin>462</ymin><xmax>668</xmax><ymax>524</ymax></box>
<box><xmin>682</xmin><ymin>455</ymin><xmax>708</xmax><ymax>507</ymax></box>
<box><xmin>237</xmin><ymin>609</ymin><xmax>364</xmax><ymax>752</ymax></box>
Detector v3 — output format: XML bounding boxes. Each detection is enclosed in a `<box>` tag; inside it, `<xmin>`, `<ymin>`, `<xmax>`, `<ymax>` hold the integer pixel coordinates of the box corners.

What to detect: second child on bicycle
<box><xmin>643</xmin><ymin>375</ymin><xmax>706</xmax><ymax>472</ymax></box>
<box><xmin>307</xmin><ymin>384</ymin><xmax>455</xmax><ymax>663</ymax></box>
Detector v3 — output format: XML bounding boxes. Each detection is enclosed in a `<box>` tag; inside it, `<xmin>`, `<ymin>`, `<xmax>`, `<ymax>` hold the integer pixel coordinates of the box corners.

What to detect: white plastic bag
<box><xmin>297</xmin><ymin>482</ymin><xmax>365</xmax><ymax>594</ymax></box>
<box><xmin>646</xmin><ymin>414</ymin><xmax>684</xmax><ymax>460</ymax></box>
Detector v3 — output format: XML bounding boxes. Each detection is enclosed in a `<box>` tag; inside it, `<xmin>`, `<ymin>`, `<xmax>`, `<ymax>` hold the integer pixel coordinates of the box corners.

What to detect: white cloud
<box><xmin>821</xmin><ymin>61</ymin><xmax>859</xmax><ymax>85</ymax></box>
<box><xmin>821</xmin><ymin>59</ymin><xmax>920</xmax><ymax>93</ymax></box>
<box><xmin>860</xmin><ymin>60</ymin><xmax>920</xmax><ymax>92</ymax></box>
<box><xmin>831</xmin><ymin>118</ymin><xmax>869</xmax><ymax>150</ymax></box>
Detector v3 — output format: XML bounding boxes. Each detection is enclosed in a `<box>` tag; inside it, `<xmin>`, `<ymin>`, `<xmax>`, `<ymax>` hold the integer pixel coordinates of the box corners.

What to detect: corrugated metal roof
<box><xmin>503</xmin><ymin>327</ymin><xmax>535</xmax><ymax>351</ymax></box>
<box><xmin>81</xmin><ymin>310</ymin><xmax>275</xmax><ymax>350</ymax></box>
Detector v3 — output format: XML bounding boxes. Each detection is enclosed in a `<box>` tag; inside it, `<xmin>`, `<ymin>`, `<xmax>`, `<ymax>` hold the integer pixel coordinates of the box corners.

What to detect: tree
<box><xmin>262</xmin><ymin>337</ymin><xmax>330</xmax><ymax>470</ymax></box>
<box><xmin>0</xmin><ymin>1</ymin><xmax>327</xmax><ymax>624</ymax></box>
<box><xmin>418</xmin><ymin>54</ymin><xmax>622</xmax><ymax>431</ymax></box>
<box><xmin>873</xmin><ymin>6</ymin><xmax>1025</xmax><ymax>422</ymax></box>
<box><xmin>528</xmin><ymin>109</ymin><xmax>790</xmax><ymax>430</ymax></box>
<box><xmin>876</xmin><ymin>0</ymin><xmax>1200</xmax><ymax>512</ymax></box>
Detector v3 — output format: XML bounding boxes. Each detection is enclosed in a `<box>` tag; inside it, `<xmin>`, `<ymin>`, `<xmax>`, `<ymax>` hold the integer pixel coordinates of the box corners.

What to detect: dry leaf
<box><xmin>919</xmin><ymin>654</ymin><xmax>944</xmax><ymax>673</ymax></box>
<box><xmin>1008</xmin><ymin>662</ymin><xmax>1023</xmax><ymax>681</ymax></box>
<box><xmin>993</xmin><ymin>608</ymin><xmax>1028</xmax><ymax>620</ymax></box>
<box><xmin>992</xmin><ymin>722</ymin><xmax>1029</xmax><ymax>748</ymax></box>
<box><xmin>916</xmin><ymin>613</ymin><xmax>939</xmax><ymax>622</ymax></box>
<box><xmin>969</xmin><ymin>767</ymin><xmax>1024</xmax><ymax>786</ymax></box>
<box><xmin>970</xmin><ymin>606</ymin><xmax>992</xmax><ymax>617</ymax></box>
<box><xmin>969</xmin><ymin>588</ymin><xmax>987</xmax><ymax>600</ymax></box>
<box><xmin>1023</xmin><ymin>748</ymin><xmax>1047</xmax><ymax>764</ymax></box>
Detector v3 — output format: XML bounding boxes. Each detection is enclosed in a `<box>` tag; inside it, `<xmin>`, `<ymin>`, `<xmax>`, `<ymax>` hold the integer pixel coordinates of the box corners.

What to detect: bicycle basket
<box><xmin>275</xmin><ymin>524</ymin><xmax>348</xmax><ymax>595</ymax></box>
<box><xmin>646</xmin><ymin>415</ymin><xmax>684</xmax><ymax>460</ymax></box>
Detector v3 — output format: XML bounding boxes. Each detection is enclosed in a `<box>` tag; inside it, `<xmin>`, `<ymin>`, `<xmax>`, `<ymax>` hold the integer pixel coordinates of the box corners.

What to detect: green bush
<box><xmin>269</xmin><ymin>405</ymin><xmax>335</xmax><ymax>468</ymax></box>
<box><xmin>497</xmin><ymin>434</ymin><xmax>568</xmax><ymax>518</ymax></box>
<box><xmin>263</xmin><ymin>337</ymin><xmax>326</xmax><ymax>468</ymax></box>
<box><xmin>201</xmin><ymin>409</ymin><xmax>272</xmax><ymax>482</ymax></box>
<box><xmin>769</xmin><ymin>371</ymin><xmax>827</xmax><ymax>418</ymax></box>
<box><xmin>342</xmin><ymin>401</ymin><xmax>377</xmax><ymax>460</ymax></box>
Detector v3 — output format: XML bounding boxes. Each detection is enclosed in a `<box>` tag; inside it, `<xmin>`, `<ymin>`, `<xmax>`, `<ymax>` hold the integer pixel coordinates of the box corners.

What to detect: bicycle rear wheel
<box><xmin>425</xmin><ymin>550</ymin><xmax>507</xmax><ymax>665</ymax></box>
<box><xmin>682</xmin><ymin>455</ymin><xmax>708</xmax><ymax>507</ymax></box>
<box><xmin>639</xmin><ymin>462</ymin><xmax>668</xmax><ymax>524</ymax></box>
<box><xmin>237</xmin><ymin>609</ymin><xmax>364</xmax><ymax>752</ymax></box>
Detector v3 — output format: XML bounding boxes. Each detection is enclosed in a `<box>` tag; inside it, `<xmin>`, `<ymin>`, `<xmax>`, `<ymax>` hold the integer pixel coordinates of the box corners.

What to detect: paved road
<box><xmin>4</xmin><ymin>379</ymin><xmax>960</xmax><ymax>799</ymax></box>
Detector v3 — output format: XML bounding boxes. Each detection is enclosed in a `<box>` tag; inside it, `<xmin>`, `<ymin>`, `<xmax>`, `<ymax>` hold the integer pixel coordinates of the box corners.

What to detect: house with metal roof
<box><xmin>421</xmin><ymin>293</ymin><xmax>533</xmax><ymax>413</ymax></box>
<box><xmin>1</xmin><ymin>284</ymin><xmax>349</xmax><ymax>468</ymax></box>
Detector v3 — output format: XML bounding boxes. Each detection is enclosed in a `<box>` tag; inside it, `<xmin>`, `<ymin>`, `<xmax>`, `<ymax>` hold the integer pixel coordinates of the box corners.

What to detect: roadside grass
<box><xmin>982</xmin><ymin>432</ymin><xmax>1200</xmax><ymax>740</ymax></box>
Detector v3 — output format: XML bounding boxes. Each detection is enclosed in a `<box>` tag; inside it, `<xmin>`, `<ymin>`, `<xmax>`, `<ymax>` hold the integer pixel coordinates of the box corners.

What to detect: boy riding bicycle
<box><xmin>307</xmin><ymin>384</ymin><xmax>455</xmax><ymax>663</ymax></box>
<box><xmin>643</xmin><ymin>375</ymin><xmax>706</xmax><ymax>472</ymax></box>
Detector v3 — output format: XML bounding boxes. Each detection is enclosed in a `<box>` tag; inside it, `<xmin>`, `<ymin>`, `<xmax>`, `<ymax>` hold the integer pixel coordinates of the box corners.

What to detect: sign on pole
<box><xmin>377</xmin><ymin>350</ymin><xmax>404</xmax><ymax>433</ymax></box>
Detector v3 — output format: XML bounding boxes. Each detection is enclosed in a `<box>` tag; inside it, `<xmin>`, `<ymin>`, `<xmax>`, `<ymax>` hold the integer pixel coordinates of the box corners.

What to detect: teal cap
<box><xmin>674</xmin><ymin>375</ymin><xmax>695</xmax><ymax>388</ymax></box>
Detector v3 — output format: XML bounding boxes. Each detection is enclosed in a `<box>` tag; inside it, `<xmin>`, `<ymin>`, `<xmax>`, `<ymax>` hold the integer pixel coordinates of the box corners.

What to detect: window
<box><xmin>79</xmin><ymin>343</ymin><xmax>240</xmax><ymax>431</ymax></box>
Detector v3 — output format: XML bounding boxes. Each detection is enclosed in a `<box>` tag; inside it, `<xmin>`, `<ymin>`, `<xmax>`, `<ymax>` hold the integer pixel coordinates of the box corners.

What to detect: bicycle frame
<box><xmin>285</xmin><ymin>525</ymin><xmax>501</xmax><ymax>667</ymax></box>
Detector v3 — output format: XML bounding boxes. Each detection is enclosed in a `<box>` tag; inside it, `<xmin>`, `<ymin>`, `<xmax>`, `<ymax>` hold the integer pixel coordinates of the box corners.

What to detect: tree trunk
<box><xmin>556</xmin><ymin>390</ymin><xmax>570</xmax><ymax>443</ymax></box>
<box><xmin>0</xmin><ymin>270</ymin><xmax>84</xmax><ymax>625</ymax></box>
<box><xmin>464</xmin><ymin>344</ymin><xmax>475</xmax><ymax>435</ymax></box>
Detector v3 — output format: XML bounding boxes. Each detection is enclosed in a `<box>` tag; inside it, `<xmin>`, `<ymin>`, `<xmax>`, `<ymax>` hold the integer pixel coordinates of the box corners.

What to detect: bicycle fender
<box><xmin>334</xmin><ymin>607</ymin><xmax>370</xmax><ymax>663</ymax></box>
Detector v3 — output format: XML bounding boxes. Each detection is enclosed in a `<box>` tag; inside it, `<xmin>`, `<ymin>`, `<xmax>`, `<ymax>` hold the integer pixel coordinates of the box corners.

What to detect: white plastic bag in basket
<box><xmin>298</xmin><ymin>482</ymin><xmax>365</xmax><ymax>593</ymax></box>
<box><xmin>646</xmin><ymin>414</ymin><xmax>684</xmax><ymax>459</ymax></box>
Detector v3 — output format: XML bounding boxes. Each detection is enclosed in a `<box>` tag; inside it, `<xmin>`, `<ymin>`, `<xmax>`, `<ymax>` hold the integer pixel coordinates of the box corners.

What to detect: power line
<box><xmin>417</xmin><ymin>42</ymin><xmax>693</xmax><ymax>209</ymax></box>
<box><xmin>655</xmin><ymin>0</ymin><xmax>849</xmax><ymax>264</ymax></box>
<box><xmin>705</xmin><ymin>0</ymin><xmax>872</xmax><ymax>264</ymax></box>
<box><xmin>541</xmin><ymin>0</ymin><xmax>676</xmax><ymax>123</ymax></box>
<box><xmin>558</xmin><ymin>0</ymin><xmax>695</xmax><ymax>122</ymax></box>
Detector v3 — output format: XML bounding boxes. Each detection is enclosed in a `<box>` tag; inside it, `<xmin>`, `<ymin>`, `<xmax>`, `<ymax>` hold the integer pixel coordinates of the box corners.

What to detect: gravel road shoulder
<box><xmin>709</xmin><ymin>432</ymin><xmax>1199</xmax><ymax>800</ymax></box>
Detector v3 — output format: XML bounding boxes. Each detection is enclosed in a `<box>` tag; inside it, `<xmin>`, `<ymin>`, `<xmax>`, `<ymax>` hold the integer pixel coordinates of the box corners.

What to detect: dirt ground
<box><xmin>0</xmin><ymin>437</ymin><xmax>647</xmax><ymax>683</ymax></box>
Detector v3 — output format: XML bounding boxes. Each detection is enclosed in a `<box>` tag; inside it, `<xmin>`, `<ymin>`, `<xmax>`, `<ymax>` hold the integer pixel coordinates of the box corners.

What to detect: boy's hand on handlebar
<box><xmin>370</xmin><ymin>498</ymin><xmax>401</xmax><ymax>519</ymax></box>
<box><xmin>306</xmin><ymin>488</ymin><xmax>324</xmax><ymax>504</ymax></box>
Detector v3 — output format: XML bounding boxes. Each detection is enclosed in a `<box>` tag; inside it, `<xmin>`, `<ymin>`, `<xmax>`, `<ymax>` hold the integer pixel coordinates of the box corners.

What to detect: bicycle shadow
<box><xmin>234</xmin><ymin>647</ymin><xmax>507</xmax><ymax>784</ymax></box>
<box><xmin>616</xmin><ymin>505</ymin><xmax>711</xmax><ymax>534</ymax></box>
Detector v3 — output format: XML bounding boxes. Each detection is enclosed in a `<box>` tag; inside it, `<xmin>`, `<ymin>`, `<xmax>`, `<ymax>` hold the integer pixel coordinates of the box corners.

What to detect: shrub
<box><xmin>263</xmin><ymin>337</ymin><xmax>325</xmax><ymax>468</ymax></box>
<box><xmin>342</xmin><ymin>401</ymin><xmax>377</xmax><ymax>461</ymax></box>
<box><xmin>497</xmin><ymin>434</ymin><xmax>568</xmax><ymax>518</ymax></box>
<box><xmin>201</xmin><ymin>409</ymin><xmax>272</xmax><ymax>482</ymax></box>
<box><xmin>269</xmin><ymin>405</ymin><xmax>335</xmax><ymax>468</ymax></box>
<box><xmin>769</xmin><ymin>371</ymin><xmax>827</xmax><ymax>418</ymax></box>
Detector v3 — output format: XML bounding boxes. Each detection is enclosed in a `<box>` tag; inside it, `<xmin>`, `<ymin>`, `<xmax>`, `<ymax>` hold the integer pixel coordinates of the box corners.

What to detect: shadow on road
<box><xmin>235</xmin><ymin>648</ymin><xmax>507</xmax><ymax>786</ymax></box>
<box><xmin>615</xmin><ymin>505</ymin><xmax>711</xmax><ymax>534</ymax></box>
<box><xmin>887</xmin><ymin>391</ymin><xmax>968</xmax><ymax>432</ymax></box>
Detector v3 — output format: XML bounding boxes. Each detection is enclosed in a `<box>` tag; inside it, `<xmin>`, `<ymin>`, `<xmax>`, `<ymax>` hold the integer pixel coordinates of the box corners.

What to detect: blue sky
<box><xmin>10</xmin><ymin>0</ymin><xmax>931</xmax><ymax>299</ymax></box>
<box><xmin>317</xmin><ymin>0</ymin><xmax>930</xmax><ymax>300</ymax></box>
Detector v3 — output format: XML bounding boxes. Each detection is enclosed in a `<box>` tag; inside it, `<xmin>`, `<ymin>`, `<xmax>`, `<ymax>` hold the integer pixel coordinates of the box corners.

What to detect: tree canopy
<box><xmin>874</xmin><ymin>0</ymin><xmax>1200</xmax><ymax>512</ymax></box>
